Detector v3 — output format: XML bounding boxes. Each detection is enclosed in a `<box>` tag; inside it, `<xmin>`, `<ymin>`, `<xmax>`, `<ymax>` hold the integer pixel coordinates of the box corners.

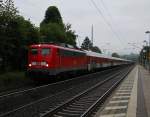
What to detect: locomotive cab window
<box><xmin>31</xmin><ymin>48</ymin><xmax>38</xmax><ymax>55</ymax></box>
<box><xmin>41</xmin><ymin>48</ymin><xmax>51</xmax><ymax>56</ymax></box>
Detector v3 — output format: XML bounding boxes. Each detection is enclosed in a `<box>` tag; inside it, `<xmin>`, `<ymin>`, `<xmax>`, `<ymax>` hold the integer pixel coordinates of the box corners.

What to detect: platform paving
<box><xmin>94</xmin><ymin>65</ymin><xmax>150</xmax><ymax>117</ymax></box>
<box><xmin>137</xmin><ymin>66</ymin><xmax>149</xmax><ymax>117</ymax></box>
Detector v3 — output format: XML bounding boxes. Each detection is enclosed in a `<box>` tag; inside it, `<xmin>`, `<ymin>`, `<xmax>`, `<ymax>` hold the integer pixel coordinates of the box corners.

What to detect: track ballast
<box><xmin>0</xmin><ymin>65</ymin><xmax>134</xmax><ymax>117</ymax></box>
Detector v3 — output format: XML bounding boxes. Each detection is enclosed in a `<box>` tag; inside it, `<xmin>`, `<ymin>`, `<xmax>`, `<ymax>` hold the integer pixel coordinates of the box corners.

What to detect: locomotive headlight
<box><xmin>29</xmin><ymin>64</ymin><xmax>32</xmax><ymax>67</ymax></box>
<box><xmin>46</xmin><ymin>64</ymin><xmax>49</xmax><ymax>67</ymax></box>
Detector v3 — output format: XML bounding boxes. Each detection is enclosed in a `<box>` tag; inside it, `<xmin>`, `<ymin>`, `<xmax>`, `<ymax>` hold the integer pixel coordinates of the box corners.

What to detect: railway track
<box><xmin>0</xmin><ymin>85</ymin><xmax>36</xmax><ymax>96</ymax></box>
<box><xmin>41</xmin><ymin>66</ymin><xmax>133</xmax><ymax>117</ymax></box>
<box><xmin>0</xmin><ymin>65</ymin><xmax>133</xmax><ymax>117</ymax></box>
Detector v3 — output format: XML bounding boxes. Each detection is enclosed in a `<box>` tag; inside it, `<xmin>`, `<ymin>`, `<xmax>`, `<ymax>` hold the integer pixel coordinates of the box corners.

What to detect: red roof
<box><xmin>30</xmin><ymin>44</ymin><xmax>84</xmax><ymax>53</ymax></box>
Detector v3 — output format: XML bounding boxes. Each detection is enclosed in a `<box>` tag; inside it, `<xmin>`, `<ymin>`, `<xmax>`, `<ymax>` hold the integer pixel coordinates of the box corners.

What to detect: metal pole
<box><xmin>149</xmin><ymin>33</ymin><xmax>150</xmax><ymax>46</ymax></box>
<box><xmin>145</xmin><ymin>31</ymin><xmax>150</xmax><ymax>70</ymax></box>
<box><xmin>148</xmin><ymin>33</ymin><xmax>150</xmax><ymax>71</ymax></box>
<box><xmin>91</xmin><ymin>25</ymin><xmax>93</xmax><ymax>46</ymax></box>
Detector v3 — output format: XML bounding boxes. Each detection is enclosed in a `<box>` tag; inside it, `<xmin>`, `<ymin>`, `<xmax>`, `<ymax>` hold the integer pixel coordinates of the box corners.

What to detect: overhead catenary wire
<box><xmin>90</xmin><ymin>0</ymin><xmax>126</xmax><ymax>47</ymax></box>
<box><xmin>100</xmin><ymin>0</ymin><xmax>129</xmax><ymax>45</ymax></box>
<box><xmin>100</xmin><ymin>0</ymin><xmax>113</xmax><ymax>22</ymax></box>
<box><xmin>16</xmin><ymin>0</ymin><xmax>126</xmax><ymax>50</ymax></box>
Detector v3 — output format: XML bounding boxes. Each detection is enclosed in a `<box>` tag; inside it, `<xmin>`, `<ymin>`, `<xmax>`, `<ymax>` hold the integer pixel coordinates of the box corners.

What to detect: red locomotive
<box><xmin>27</xmin><ymin>43</ymin><xmax>130</xmax><ymax>79</ymax></box>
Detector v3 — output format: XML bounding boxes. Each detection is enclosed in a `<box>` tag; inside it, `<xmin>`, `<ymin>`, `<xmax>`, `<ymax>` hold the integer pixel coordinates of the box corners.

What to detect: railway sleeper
<box><xmin>67</xmin><ymin>104</ymin><xmax>88</xmax><ymax>108</ymax></box>
<box><xmin>62</xmin><ymin>109</ymin><xmax>83</xmax><ymax>113</ymax></box>
<box><xmin>66</xmin><ymin>107</ymin><xmax>86</xmax><ymax>111</ymax></box>
<box><xmin>72</xmin><ymin>102</ymin><xmax>91</xmax><ymax>106</ymax></box>
<box><xmin>57</xmin><ymin>111</ymin><xmax>81</xmax><ymax>117</ymax></box>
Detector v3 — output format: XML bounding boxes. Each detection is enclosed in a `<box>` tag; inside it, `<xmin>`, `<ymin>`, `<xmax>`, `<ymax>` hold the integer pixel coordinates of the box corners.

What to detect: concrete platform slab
<box><xmin>94</xmin><ymin>65</ymin><xmax>138</xmax><ymax>117</ymax></box>
<box><xmin>94</xmin><ymin>65</ymin><xmax>150</xmax><ymax>117</ymax></box>
<box><xmin>136</xmin><ymin>66</ymin><xmax>149</xmax><ymax>117</ymax></box>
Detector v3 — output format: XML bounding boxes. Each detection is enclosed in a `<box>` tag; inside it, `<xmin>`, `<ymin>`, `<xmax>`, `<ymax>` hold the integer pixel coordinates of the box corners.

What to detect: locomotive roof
<box><xmin>30</xmin><ymin>44</ymin><xmax>85</xmax><ymax>53</ymax></box>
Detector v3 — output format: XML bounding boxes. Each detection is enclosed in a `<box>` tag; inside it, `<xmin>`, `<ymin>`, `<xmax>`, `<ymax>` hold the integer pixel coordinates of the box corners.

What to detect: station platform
<box><xmin>94</xmin><ymin>65</ymin><xmax>150</xmax><ymax>117</ymax></box>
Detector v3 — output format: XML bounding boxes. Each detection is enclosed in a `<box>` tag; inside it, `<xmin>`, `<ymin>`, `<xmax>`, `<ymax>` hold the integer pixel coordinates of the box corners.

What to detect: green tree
<box><xmin>0</xmin><ymin>0</ymin><xmax>40</xmax><ymax>71</ymax></box>
<box><xmin>40</xmin><ymin>6</ymin><xmax>77</xmax><ymax>46</ymax></box>
<box><xmin>91</xmin><ymin>46</ymin><xmax>102</xmax><ymax>53</ymax></box>
<box><xmin>81</xmin><ymin>37</ymin><xmax>93</xmax><ymax>50</ymax></box>
<box><xmin>0</xmin><ymin>0</ymin><xmax>19</xmax><ymax>71</ymax></box>
<box><xmin>41</xmin><ymin>6</ymin><xmax>63</xmax><ymax>25</ymax></box>
<box><xmin>65</xmin><ymin>23</ymin><xmax>77</xmax><ymax>46</ymax></box>
<box><xmin>112</xmin><ymin>52</ymin><xmax>120</xmax><ymax>58</ymax></box>
<box><xmin>40</xmin><ymin>6</ymin><xmax>66</xmax><ymax>43</ymax></box>
<box><xmin>15</xmin><ymin>16</ymin><xmax>40</xmax><ymax>69</ymax></box>
<box><xmin>81</xmin><ymin>37</ymin><xmax>101</xmax><ymax>53</ymax></box>
<box><xmin>40</xmin><ymin>23</ymin><xmax>66</xmax><ymax>43</ymax></box>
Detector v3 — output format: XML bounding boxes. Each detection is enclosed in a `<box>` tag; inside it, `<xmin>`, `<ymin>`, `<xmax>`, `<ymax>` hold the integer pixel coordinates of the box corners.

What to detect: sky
<box><xmin>14</xmin><ymin>0</ymin><xmax>150</xmax><ymax>55</ymax></box>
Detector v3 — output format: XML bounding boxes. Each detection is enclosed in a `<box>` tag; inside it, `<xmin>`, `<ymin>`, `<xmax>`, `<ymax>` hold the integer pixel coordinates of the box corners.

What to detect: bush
<box><xmin>0</xmin><ymin>71</ymin><xmax>33</xmax><ymax>92</ymax></box>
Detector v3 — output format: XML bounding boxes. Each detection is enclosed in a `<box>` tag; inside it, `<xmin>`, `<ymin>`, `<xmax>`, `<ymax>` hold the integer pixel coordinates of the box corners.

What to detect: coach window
<box><xmin>41</xmin><ymin>48</ymin><xmax>51</xmax><ymax>56</ymax></box>
<box><xmin>31</xmin><ymin>48</ymin><xmax>38</xmax><ymax>55</ymax></box>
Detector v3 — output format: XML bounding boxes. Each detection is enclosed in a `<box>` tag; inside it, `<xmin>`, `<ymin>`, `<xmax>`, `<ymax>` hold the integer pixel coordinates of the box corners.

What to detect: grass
<box><xmin>0</xmin><ymin>71</ymin><xmax>33</xmax><ymax>93</ymax></box>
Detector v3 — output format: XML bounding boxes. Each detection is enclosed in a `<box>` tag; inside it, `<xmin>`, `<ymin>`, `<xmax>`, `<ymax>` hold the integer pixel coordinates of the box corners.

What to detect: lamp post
<box><xmin>143</xmin><ymin>49</ymin><xmax>146</xmax><ymax>67</ymax></box>
<box><xmin>145</xmin><ymin>31</ymin><xmax>150</xmax><ymax>46</ymax></box>
<box><xmin>145</xmin><ymin>31</ymin><xmax>150</xmax><ymax>70</ymax></box>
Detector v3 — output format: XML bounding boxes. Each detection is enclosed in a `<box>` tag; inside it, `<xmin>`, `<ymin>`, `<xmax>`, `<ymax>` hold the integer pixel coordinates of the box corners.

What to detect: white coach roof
<box><xmin>84</xmin><ymin>50</ymin><xmax>130</xmax><ymax>62</ymax></box>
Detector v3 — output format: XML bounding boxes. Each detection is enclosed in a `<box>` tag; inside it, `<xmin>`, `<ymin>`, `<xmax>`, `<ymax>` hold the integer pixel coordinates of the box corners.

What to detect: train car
<box><xmin>27</xmin><ymin>43</ymin><xmax>87</xmax><ymax>79</ymax></box>
<box><xmin>27</xmin><ymin>43</ymin><xmax>131</xmax><ymax>80</ymax></box>
<box><xmin>85</xmin><ymin>51</ymin><xmax>130</xmax><ymax>71</ymax></box>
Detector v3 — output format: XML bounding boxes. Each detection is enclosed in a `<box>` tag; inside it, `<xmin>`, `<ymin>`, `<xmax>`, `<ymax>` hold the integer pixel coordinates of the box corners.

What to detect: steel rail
<box><xmin>41</xmin><ymin>66</ymin><xmax>133</xmax><ymax>117</ymax></box>
<box><xmin>81</xmin><ymin>66</ymin><xmax>133</xmax><ymax>117</ymax></box>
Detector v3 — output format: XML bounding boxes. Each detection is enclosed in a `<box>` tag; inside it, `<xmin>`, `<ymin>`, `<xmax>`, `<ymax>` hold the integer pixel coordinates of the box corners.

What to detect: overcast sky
<box><xmin>14</xmin><ymin>0</ymin><xmax>150</xmax><ymax>55</ymax></box>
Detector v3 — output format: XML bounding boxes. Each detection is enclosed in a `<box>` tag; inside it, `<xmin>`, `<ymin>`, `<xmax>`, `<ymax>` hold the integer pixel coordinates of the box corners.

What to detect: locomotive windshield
<box><xmin>31</xmin><ymin>48</ymin><xmax>38</xmax><ymax>55</ymax></box>
<box><xmin>41</xmin><ymin>48</ymin><xmax>51</xmax><ymax>56</ymax></box>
